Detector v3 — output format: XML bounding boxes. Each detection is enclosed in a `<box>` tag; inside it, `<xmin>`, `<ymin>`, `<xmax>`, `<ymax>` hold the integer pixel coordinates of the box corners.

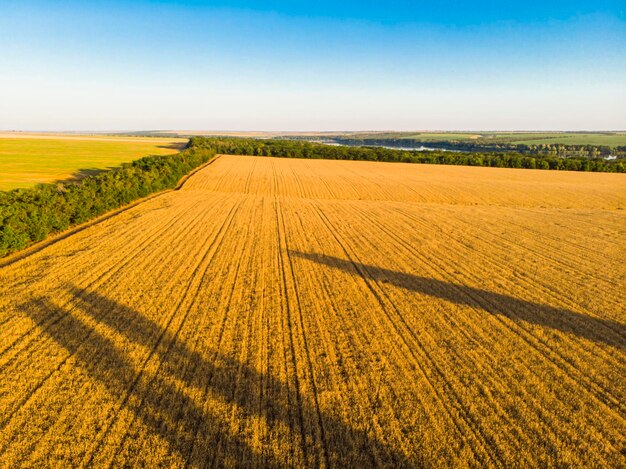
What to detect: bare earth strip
<box><xmin>0</xmin><ymin>155</ymin><xmax>624</xmax><ymax>467</ymax></box>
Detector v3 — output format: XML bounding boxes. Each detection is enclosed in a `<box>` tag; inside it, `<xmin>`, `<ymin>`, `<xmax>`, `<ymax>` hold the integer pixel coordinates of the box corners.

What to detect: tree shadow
<box><xmin>60</xmin><ymin>167</ymin><xmax>117</xmax><ymax>184</ymax></box>
<box><xmin>52</xmin><ymin>141</ymin><xmax>187</xmax><ymax>186</ymax></box>
<box><xmin>157</xmin><ymin>142</ymin><xmax>188</xmax><ymax>151</ymax></box>
<box><xmin>17</xmin><ymin>286</ymin><xmax>415</xmax><ymax>467</ymax></box>
<box><xmin>290</xmin><ymin>251</ymin><xmax>626</xmax><ymax>349</ymax></box>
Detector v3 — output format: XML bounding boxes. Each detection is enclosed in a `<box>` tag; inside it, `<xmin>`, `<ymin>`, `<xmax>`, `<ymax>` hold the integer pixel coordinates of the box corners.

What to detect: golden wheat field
<box><xmin>0</xmin><ymin>155</ymin><xmax>624</xmax><ymax>467</ymax></box>
<box><xmin>0</xmin><ymin>133</ymin><xmax>187</xmax><ymax>191</ymax></box>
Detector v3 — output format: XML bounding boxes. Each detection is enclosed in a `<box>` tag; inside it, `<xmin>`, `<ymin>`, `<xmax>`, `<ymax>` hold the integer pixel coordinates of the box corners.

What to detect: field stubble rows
<box><xmin>0</xmin><ymin>155</ymin><xmax>624</xmax><ymax>467</ymax></box>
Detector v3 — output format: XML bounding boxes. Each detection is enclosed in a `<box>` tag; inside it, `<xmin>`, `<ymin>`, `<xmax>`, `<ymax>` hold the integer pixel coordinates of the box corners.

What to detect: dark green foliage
<box><xmin>192</xmin><ymin>137</ymin><xmax>625</xmax><ymax>173</ymax></box>
<box><xmin>1</xmin><ymin>136</ymin><xmax>623</xmax><ymax>258</ymax></box>
<box><xmin>319</xmin><ymin>137</ymin><xmax>626</xmax><ymax>159</ymax></box>
<box><xmin>0</xmin><ymin>145</ymin><xmax>215</xmax><ymax>257</ymax></box>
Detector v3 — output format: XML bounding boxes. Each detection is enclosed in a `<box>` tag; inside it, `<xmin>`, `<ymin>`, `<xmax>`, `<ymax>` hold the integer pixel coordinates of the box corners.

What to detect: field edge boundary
<box><xmin>0</xmin><ymin>155</ymin><xmax>221</xmax><ymax>269</ymax></box>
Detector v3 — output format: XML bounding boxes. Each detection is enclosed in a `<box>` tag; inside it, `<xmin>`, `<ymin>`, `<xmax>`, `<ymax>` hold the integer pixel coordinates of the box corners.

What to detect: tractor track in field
<box><xmin>0</xmin><ymin>154</ymin><xmax>624</xmax><ymax>467</ymax></box>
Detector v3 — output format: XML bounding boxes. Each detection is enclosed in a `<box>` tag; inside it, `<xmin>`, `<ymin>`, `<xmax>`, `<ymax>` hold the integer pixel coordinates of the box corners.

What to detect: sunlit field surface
<box><xmin>0</xmin><ymin>134</ymin><xmax>187</xmax><ymax>191</ymax></box>
<box><xmin>0</xmin><ymin>155</ymin><xmax>624</xmax><ymax>467</ymax></box>
<box><xmin>304</xmin><ymin>131</ymin><xmax>626</xmax><ymax>146</ymax></box>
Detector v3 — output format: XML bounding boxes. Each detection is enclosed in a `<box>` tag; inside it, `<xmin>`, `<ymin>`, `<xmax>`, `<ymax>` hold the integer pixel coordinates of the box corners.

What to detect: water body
<box><xmin>319</xmin><ymin>141</ymin><xmax>451</xmax><ymax>152</ymax></box>
<box><xmin>376</xmin><ymin>145</ymin><xmax>451</xmax><ymax>152</ymax></box>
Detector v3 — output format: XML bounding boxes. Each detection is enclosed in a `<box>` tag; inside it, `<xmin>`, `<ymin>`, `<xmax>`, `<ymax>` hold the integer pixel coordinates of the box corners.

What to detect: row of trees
<box><xmin>0</xmin><ymin>144</ymin><xmax>216</xmax><ymax>257</ymax></box>
<box><xmin>192</xmin><ymin>137</ymin><xmax>625</xmax><ymax>172</ymax></box>
<box><xmin>320</xmin><ymin>137</ymin><xmax>626</xmax><ymax>158</ymax></box>
<box><xmin>1</xmin><ymin>136</ymin><xmax>623</xmax><ymax>258</ymax></box>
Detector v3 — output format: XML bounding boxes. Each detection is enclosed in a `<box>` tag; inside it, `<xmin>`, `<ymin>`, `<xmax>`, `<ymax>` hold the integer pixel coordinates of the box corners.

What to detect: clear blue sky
<box><xmin>1</xmin><ymin>0</ymin><xmax>624</xmax><ymax>131</ymax></box>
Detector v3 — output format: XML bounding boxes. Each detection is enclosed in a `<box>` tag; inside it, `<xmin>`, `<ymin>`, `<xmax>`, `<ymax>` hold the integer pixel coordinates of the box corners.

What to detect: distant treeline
<box><xmin>310</xmin><ymin>137</ymin><xmax>626</xmax><ymax>158</ymax></box>
<box><xmin>2</xmin><ymin>137</ymin><xmax>623</xmax><ymax>258</ymax></box>
<box><xmin>192</xmin><ymin>137</ymin><xmax>626</xmax><ymax>172</ymax></box>
<box><xmin>0</xmin><ymin>142</ymin><xmax>215</xmax><ymax>257</ymax></box>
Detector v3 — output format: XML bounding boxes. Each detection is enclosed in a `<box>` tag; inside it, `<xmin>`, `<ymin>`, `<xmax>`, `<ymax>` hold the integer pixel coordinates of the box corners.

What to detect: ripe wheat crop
<box><xmin>0</xmin><ymin>134</ymin><xmax>187</xmax><ymax>190</ymax></box>
<box><xmin>0</xmin><ymin>155</ymin><xmax>624</xmax><ymax>467</ymax></box>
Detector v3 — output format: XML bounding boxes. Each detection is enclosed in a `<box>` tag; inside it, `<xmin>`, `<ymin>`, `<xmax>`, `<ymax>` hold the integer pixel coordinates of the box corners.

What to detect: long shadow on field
<box><xmin>157</xmin><ymin>142</ymin><xmax>188</xmax><ymax>151</ymax></box>
<box><xmin>17</xmin><ymin>288</ymin><xmax>414</xmax><ymax>468</ymax></box>
<box><xmin>291</xmin><ymin>251</ymin><xmax>626</xmax><ymax>349</ymax></box>
<box><xmin>61</xmin><ymin>167</ymin><xmax>115</xmax><ymax>183</ymax></box>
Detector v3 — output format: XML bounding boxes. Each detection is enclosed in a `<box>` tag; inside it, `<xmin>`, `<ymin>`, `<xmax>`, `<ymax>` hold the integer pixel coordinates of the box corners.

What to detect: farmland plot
<box><xmin>0</xmin><ymin>155</ymin><xmax>624</xmax><ymax>467</ymax></box>
<box><xmin>0</xmin><ymin>134</ymin><xmax>187</xmax><ymax>190</ymax></box>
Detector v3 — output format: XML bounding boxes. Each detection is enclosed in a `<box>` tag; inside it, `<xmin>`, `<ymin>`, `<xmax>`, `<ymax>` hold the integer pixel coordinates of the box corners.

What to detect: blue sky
<box><xmin>1</xmin><ymin>1</ymin><xmax>624</xmax><ymax>130</ymax></box>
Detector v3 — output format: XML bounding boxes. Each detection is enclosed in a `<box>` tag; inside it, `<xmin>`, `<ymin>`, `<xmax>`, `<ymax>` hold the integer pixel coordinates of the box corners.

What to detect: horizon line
<box><xmin>2</xmin><ymin>129</ymin><xmax>626</xmax><ymax>134</ymax></box>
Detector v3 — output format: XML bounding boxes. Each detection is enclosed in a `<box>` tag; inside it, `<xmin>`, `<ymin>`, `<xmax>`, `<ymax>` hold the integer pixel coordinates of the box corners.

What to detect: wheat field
<box><xmin>0</xmin><ymin>155</ymin><xmax>624</xmax><ymax>467</ymax></box>
<box><xmin>0</xmin><ymin>134</ymin><xmax>187</xmax><ymax>190</ymax></box>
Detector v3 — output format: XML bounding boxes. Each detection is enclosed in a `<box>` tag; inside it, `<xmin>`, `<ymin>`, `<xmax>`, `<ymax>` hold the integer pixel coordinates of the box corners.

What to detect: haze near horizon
<box><xmin>1</xmin><ymin>0</ymin><xmax>624</xmax><ymax>131</ymax></box>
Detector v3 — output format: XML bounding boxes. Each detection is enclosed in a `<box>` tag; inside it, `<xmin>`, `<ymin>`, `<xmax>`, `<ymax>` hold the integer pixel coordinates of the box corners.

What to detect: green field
<box><xmin>143</xmin><ymin>130</ymin><xmax>626</xmax><ymax>147</ymax></box>
<box><xmin>503</xmin><ymin>133</ymin><xmax>626</xmax><ymax>146</ymax></box>
<box><xmin>0</xmin><ymin>135</ymin><xmax>187</xmax><ymax>191</ymax></box>
<box><xmin>333</xmin><ymin>131</ymin><xmax>626</xmax><ymax>146</ymax></box>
